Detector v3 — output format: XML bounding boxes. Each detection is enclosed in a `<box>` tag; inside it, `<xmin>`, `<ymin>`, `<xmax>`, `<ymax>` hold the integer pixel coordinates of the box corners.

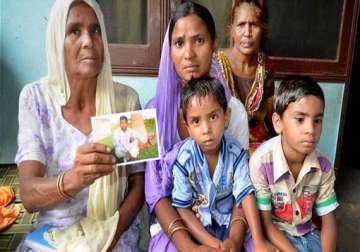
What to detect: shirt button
<box><xmin>295</xmin><ymin>210</ymin><xmax>299</xmax><ymax>216</ymax></box>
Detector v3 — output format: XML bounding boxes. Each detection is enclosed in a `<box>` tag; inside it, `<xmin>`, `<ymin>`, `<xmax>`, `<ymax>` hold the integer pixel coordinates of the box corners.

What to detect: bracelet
<box><xmin>230</xmin><ymin>216</ymin><xmax>248</xmax><ymax>228</ymax></box>
<box><xmin>57</xmin><ymin>172</ymin><xmax>72</xmax><ymax>200</ymax></box>
<box><xmin>168</xmin><ymin>218</ymin><xmax>183</xmax><ymax>233</ymax></box>
<box><xmin>169</xmin><ymin>226</ymin><xmax>190</xmax><ymax>240</ymax></box>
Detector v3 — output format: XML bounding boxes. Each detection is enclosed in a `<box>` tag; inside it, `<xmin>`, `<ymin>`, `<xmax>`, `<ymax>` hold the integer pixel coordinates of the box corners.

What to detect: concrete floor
<box><xmin>335</xmin><ymin>165</ymin><xmax>360</xmax><ymax>252</ymax></box>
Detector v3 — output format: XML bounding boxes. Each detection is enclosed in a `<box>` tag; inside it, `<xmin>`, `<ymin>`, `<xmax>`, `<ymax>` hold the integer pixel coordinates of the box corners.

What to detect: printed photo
<box><xmin>91</xmin><ymin>108</ymin><xmax>160</xmax><ymax>166</ymax></box>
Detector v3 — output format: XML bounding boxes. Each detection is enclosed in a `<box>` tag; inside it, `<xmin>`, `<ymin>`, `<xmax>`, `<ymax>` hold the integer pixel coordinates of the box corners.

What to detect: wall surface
<box><xmin>0</xmin><ymin>0</ymin><xmax>345</xmax><ymax>165</ymax></box>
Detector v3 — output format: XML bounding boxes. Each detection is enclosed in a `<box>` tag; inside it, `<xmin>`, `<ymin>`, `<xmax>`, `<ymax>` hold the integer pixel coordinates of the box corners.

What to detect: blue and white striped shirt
<box><xmin>171</xmin><ymin>133</ymin><xmax>254</xmax><ymax>227</ymax></box>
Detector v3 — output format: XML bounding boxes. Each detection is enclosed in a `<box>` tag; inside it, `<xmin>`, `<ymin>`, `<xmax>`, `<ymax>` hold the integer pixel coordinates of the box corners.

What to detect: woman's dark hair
<box><xmin>274</xmin><ymin>75</ymin><xmax>325</xmax><ymax>117</ymax></box>
<box><xmin>169</xmin><ymin>1</ymin><xmax>216</xmax><ymax>44</ymax></box>
<box><xmin>181</xmin><ymin>76</ymin><xmax>228</xmax><ymax>122</ymax></box>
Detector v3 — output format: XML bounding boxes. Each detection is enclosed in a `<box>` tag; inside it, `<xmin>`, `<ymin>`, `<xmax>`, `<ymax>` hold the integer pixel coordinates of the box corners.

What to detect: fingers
<box><xmin>85</xmin><ymin>164</ymin><xmax>116</xmax><ymax>176</ymax></box>
<box><xmin>77</xmin><ymin>152</ymin><xmax>116</xmax><ymax>165</ymax></box>
<box><xmin>77</xmin><ymin>143</ymin><xmax>112</xmax><ymax>155</ymax></box>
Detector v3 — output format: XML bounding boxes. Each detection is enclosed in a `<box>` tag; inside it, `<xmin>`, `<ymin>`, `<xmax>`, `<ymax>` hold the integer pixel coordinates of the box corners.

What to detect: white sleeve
<box><xmin>226</xmin><ymin>97</ymin><xmax>249</xmax><ymax>150</ymax></box>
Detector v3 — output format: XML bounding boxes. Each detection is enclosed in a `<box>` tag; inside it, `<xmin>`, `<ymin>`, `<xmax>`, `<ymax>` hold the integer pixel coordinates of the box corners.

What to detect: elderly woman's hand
<box><xmin>66</xmin><ymin>143</ymin><xmax>116</xmax><ymax>193</ymax></box>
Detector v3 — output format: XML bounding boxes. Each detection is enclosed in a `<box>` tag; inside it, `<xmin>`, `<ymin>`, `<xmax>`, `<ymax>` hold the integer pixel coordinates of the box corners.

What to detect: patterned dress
<box><xmin>212</xmin><ymin>51</ymin><xmax>275</xmax><ymax>154</ymax></box>
<box><xmin>15</xmin><ymin>81</ymin><xmax>144</xmax><ymax>252</ymax></box>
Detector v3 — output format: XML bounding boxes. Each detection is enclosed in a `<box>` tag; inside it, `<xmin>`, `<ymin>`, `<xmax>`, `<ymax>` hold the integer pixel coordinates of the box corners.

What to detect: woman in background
<box><xmin>213</xmin><ymin>0</ymin><xmax>275</xmax><ymax>154</ymax></box>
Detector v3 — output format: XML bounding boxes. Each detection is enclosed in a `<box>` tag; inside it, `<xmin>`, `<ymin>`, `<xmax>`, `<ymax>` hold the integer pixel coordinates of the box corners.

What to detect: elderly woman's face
<box><xmin>64</xmin><ymin>2</ymin><xmax>104</xmax><ymax>80</ymax></box>
<box><xmin>231</xmin><ymin>3</ymin><xmax>262</xmax><ymax>56</ymax></box>
<box><xmin>171</xmin><ymin>14</ymin><xmax>215</xmax><ymax>83</ymax></box>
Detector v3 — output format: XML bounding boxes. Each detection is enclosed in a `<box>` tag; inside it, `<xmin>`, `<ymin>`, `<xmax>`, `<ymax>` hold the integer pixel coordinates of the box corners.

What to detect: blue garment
<box><xmin>283</xmin><ymin>229</ymin><xmax>322</xmax><ymax>252</ymax></box>
<box><xmin>171</xmin><ymin>134</ymin><xmax>254</xmax><ymax>227</ymax></box>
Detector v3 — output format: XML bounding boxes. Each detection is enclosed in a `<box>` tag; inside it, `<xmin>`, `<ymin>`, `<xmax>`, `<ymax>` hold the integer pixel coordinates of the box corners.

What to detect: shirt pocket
<box><xmin>271</xmin><ymin>191</ymin><xmax>293</xmax><ymax>222</ymax></box>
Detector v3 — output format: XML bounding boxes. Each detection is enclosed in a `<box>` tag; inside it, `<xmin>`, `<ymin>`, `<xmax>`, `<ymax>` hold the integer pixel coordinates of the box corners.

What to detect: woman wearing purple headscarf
<box><xmin>145</xmin><ymin>2</ymin><xmax>273</xmax><ymax>252</ymax></box>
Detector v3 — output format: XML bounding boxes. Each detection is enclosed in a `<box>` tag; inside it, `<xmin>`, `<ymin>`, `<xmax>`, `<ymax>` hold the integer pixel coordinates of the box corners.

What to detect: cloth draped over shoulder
<box><xmin>145</xmin><ymin>27</ymin><xmax>233</xmax><ymax>214</ymax></box>
<box><xmin>41</xmin><ymin>0</ymin><xmax>123</xmax><ymax>251</ymax></box>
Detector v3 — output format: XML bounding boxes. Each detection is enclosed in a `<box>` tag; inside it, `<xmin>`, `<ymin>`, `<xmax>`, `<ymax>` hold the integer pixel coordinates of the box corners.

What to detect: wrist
<box><xmin>62</xmin><ymin>170</ymin><xmax>80</xmax><ymax>197</ymax></box>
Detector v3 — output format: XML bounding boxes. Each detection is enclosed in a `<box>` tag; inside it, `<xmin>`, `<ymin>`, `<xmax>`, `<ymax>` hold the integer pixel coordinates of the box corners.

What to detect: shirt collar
<box><xmin>272</xmin><ymin>135</ymin><xmax>320</xmax><ymax>183</ymax></box>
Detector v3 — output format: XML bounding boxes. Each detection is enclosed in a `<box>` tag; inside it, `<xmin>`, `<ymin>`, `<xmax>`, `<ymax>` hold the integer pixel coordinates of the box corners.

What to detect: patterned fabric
<box><xmin>145</xmin><ymin>27</ymin><xmax>251</xmax><ymax>251</ymax></box>
<box><xmin>172</xmin><ymin>134</ymin><xmax>254</xmax><ymax>228</ymax></box>
<box><xmin>249</xmin><ymin>135</ymin><xmax>339</xmax><ymax>236</ymax></box>
<box><xmin>213</xmin><ymin>51</ymin><xmax>274</xmax><ymax>154</ymax></box>
<box><xmin>15</xmin><ymin>81</ymin><xmax>144</xmax><ymax>251</ymax></box>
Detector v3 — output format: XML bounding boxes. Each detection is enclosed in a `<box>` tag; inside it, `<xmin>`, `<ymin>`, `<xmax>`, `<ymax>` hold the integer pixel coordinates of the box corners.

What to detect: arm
<box><xmin>18</xmin><ymin>143</ymin><xmax>116</xmax><ymax>213</ymax></box>
<box><xmin>320</xmin><ymin>212</ymin><xmax>337</xmax><ymax>252</ymax></box>
<box><xmin>315</xmin><ymin>158</ymin><xmax>339</xmax><ymax>252</ymax></box>
<box><xmin>232</xmin><ymin>148</ymin><xmax>274</xmax><ymax>251</ymax></box>
<box><xmin>155</xmin><ymin>198</ymin><xmax>221</xmax><ymax>252</ymax></box>
<box><xmin>177</xmin><ymin>207</ymin><xmax>221</xmax><ymax>248</ymax></box>
<box><xmin>221</xmin><ymin>206</ymin><xmax>247</xmax><ymax>252</ymax></box>
<box><xmin>242</xmin><ymin>194</ymin><xmax>279</xmax><ymax>252</ymax></box>
<box><xmin>260</xmin><ymin>211</ymin><xmax>296</xmax><ymax>252</ymax></box>
<box><xmin>171</xmin><ymin>157</ymin><xmax>221</xmax><ymax>250</ymax></box>
<box><xmin>107</xmin><ymin>171</ymin><xmax>145</xmax><ymax>251</ymax></box>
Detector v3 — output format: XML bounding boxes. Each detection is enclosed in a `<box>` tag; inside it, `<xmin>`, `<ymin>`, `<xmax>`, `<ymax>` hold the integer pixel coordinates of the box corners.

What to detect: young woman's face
<box><xmin>273</xmin><ymin>95</ymin><xmax>324</xmax><ymax>161</ymax></box>
<box><xmin>231</xmin><ymin>3</ymin><xmax>262</xmax><ymax>56</ymax></box>
<box><xmin>171</xmin><ymin>14</ymin><xmax>215</xmax><ymax>83</ymax></box>
<box><xmin>64</xmin><ymin>2</ymin><xmax>104</xmax><ymax>80</ymax></box>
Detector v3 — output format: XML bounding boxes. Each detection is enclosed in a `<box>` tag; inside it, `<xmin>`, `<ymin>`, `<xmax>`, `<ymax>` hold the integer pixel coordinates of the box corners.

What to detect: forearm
<box><xmin>178</xmin><ymin>208</ymin><xmax>221</xmax><ymax>248</ymax></box>
<box><xmin>229</xmin><ymin>206</ymin><xmax>247</xmax><ymax>247</ymax></box>
<box><xmin>18</xmin><ymin>161</ymin><xmax>73</xmax><ymax>212</ymax></box>
<box><xmin>154</xmin><ymin>198</ymin><xmax>195</xmax><ymax>251</ymax></box>
<box><xmin>241</xmin><ymin>194</ymin><xmax>265</xmax><ymax>243</ymax></box>
<box><xmin>264</xmin><ymin>223</ymin><xmax>296</xmax><ymax>252</ymax></box>
<box><xmin>20</xmin><ymin>175</ymin><xmax>68</xmax><ymax>212</ymax></box>
<box><xmin>321</xmin><ymin>213</ymin><xmax>337</xmax><ymax>252</ymax></box>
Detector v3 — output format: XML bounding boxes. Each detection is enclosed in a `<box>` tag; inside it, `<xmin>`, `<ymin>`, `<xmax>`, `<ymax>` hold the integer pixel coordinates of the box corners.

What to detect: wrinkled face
<box><xmin>231</xmin><ymin>3</ymin><xmax>262</xmax><ymax>56</ymax></box>
<box><xmin>120</xmin><ymin>119</ymin><xmax>128</xmax><ymax>131</ymax></box>
<box><xmin>64</xmin><ymin>2</ymin><xmax>104</xmax><ymax>80</ymax></box>
<box><xmin>273</xmin><ymin>95</ymin><xmax>324</xmax><ymax>161</ymax></box>
<box><xmin>185</xmin><ymin>95</ymin><xmax>229</xmax><ymax>155</ymax></box>
<box><xmin>171</xmin><ymin>14</ymin><xmax>215</xmax><ymax>83</ymax></box>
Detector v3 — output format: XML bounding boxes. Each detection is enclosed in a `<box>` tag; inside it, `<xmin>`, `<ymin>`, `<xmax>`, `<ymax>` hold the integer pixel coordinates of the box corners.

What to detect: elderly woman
<box><xmin>145</xmin><ymin>2</ymin><xmax>276</xmax><ymax>252</ymax></box>
<box><xmin>15</xmin><ymin>0</ymin><xmax>144</xmax><ymax>251</ymax></box>
<box><xmin>213</xmin><ymin>0</ymin><xmax>275</xmax><ymax>154</ymax></box>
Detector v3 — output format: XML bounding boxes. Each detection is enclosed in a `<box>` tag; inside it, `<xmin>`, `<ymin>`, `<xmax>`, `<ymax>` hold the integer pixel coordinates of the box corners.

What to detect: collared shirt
<box><xmin>113</xmin><ymin>127</ymin><xmax>139</xmax><ymax>149</ymax></box>
<box><xmin>249</xmin><ymin>135</ymin><xmax>339</xmax><ymax>236</ymax></box>
<box><xmin>171</xmin><ymin>134</ymin><xmax>254</xmax><ymax>227</ymax></box>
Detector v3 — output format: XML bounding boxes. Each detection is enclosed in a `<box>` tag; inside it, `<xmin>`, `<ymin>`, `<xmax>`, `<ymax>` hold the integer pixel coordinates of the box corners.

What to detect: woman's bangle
<box><xmin>57</xmin><ymin>172</ymin><xmax>72</xmax><ymax>200</ymax></box>
<box><xmin>229</xmin><ymin>216</ymin><xmax>248</xmax><ymax>228</ymax></box>
<box><xmin>168</xmin><ymin>218</ymin><xmax>182</xmax><ymax>233</ymax></box>
<box><xmin>169</xmin><ymin>226</ymin><xmax>190</xmax><ymax>240</ymax></box>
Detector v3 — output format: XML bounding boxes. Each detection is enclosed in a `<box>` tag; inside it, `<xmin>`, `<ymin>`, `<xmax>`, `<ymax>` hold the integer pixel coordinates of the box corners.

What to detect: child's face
<box><xmin>273</xmin><ymin>95</ymin><xmax>324</xmax><ymax>160</ymax></box>
<box><xmin>120</xmin><ymin>120</ymin><xmax>128</xmax><ymax>131</ymax></box>
<box><xmin>185</xmin><ymin>95</ymin><xmax>230</xmax><ymax>155</ymax></box>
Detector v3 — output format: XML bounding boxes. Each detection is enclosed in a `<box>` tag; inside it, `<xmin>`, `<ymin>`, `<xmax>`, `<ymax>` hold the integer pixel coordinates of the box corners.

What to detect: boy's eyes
<box><xmin>295</xmin><ymin>117</ymin><xmax>304</xmax><ymax>123</ymax></box>
<box><xmin>209</xmin><ymin>113</ymin><xmax>218</xmax><ymax>121</ymax></box>
<box><xmin>191</xmin><ymin>118</ymin><xmax>200</xmax><ymax>125</ymax></box>
<box><xmin>314</xmin><ymin>118</ymin><xmax>323</xmax><ymax>124</ymax></box>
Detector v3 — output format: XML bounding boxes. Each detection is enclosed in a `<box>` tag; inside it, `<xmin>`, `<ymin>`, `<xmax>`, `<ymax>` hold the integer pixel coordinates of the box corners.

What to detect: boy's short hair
<box><xmin>181</xmin><ymin>76</ymin><xmax>228</xmax><ymax>122</ymax></box>
<box><xmin>274</xmin><ymin>75</ymin><xmax>325</xmax><ymax>117</ymax></box>
<box><xmin>120</xmin><ymin>116</ymin><xmax>128</xmax><ymax>122</ymax></box>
